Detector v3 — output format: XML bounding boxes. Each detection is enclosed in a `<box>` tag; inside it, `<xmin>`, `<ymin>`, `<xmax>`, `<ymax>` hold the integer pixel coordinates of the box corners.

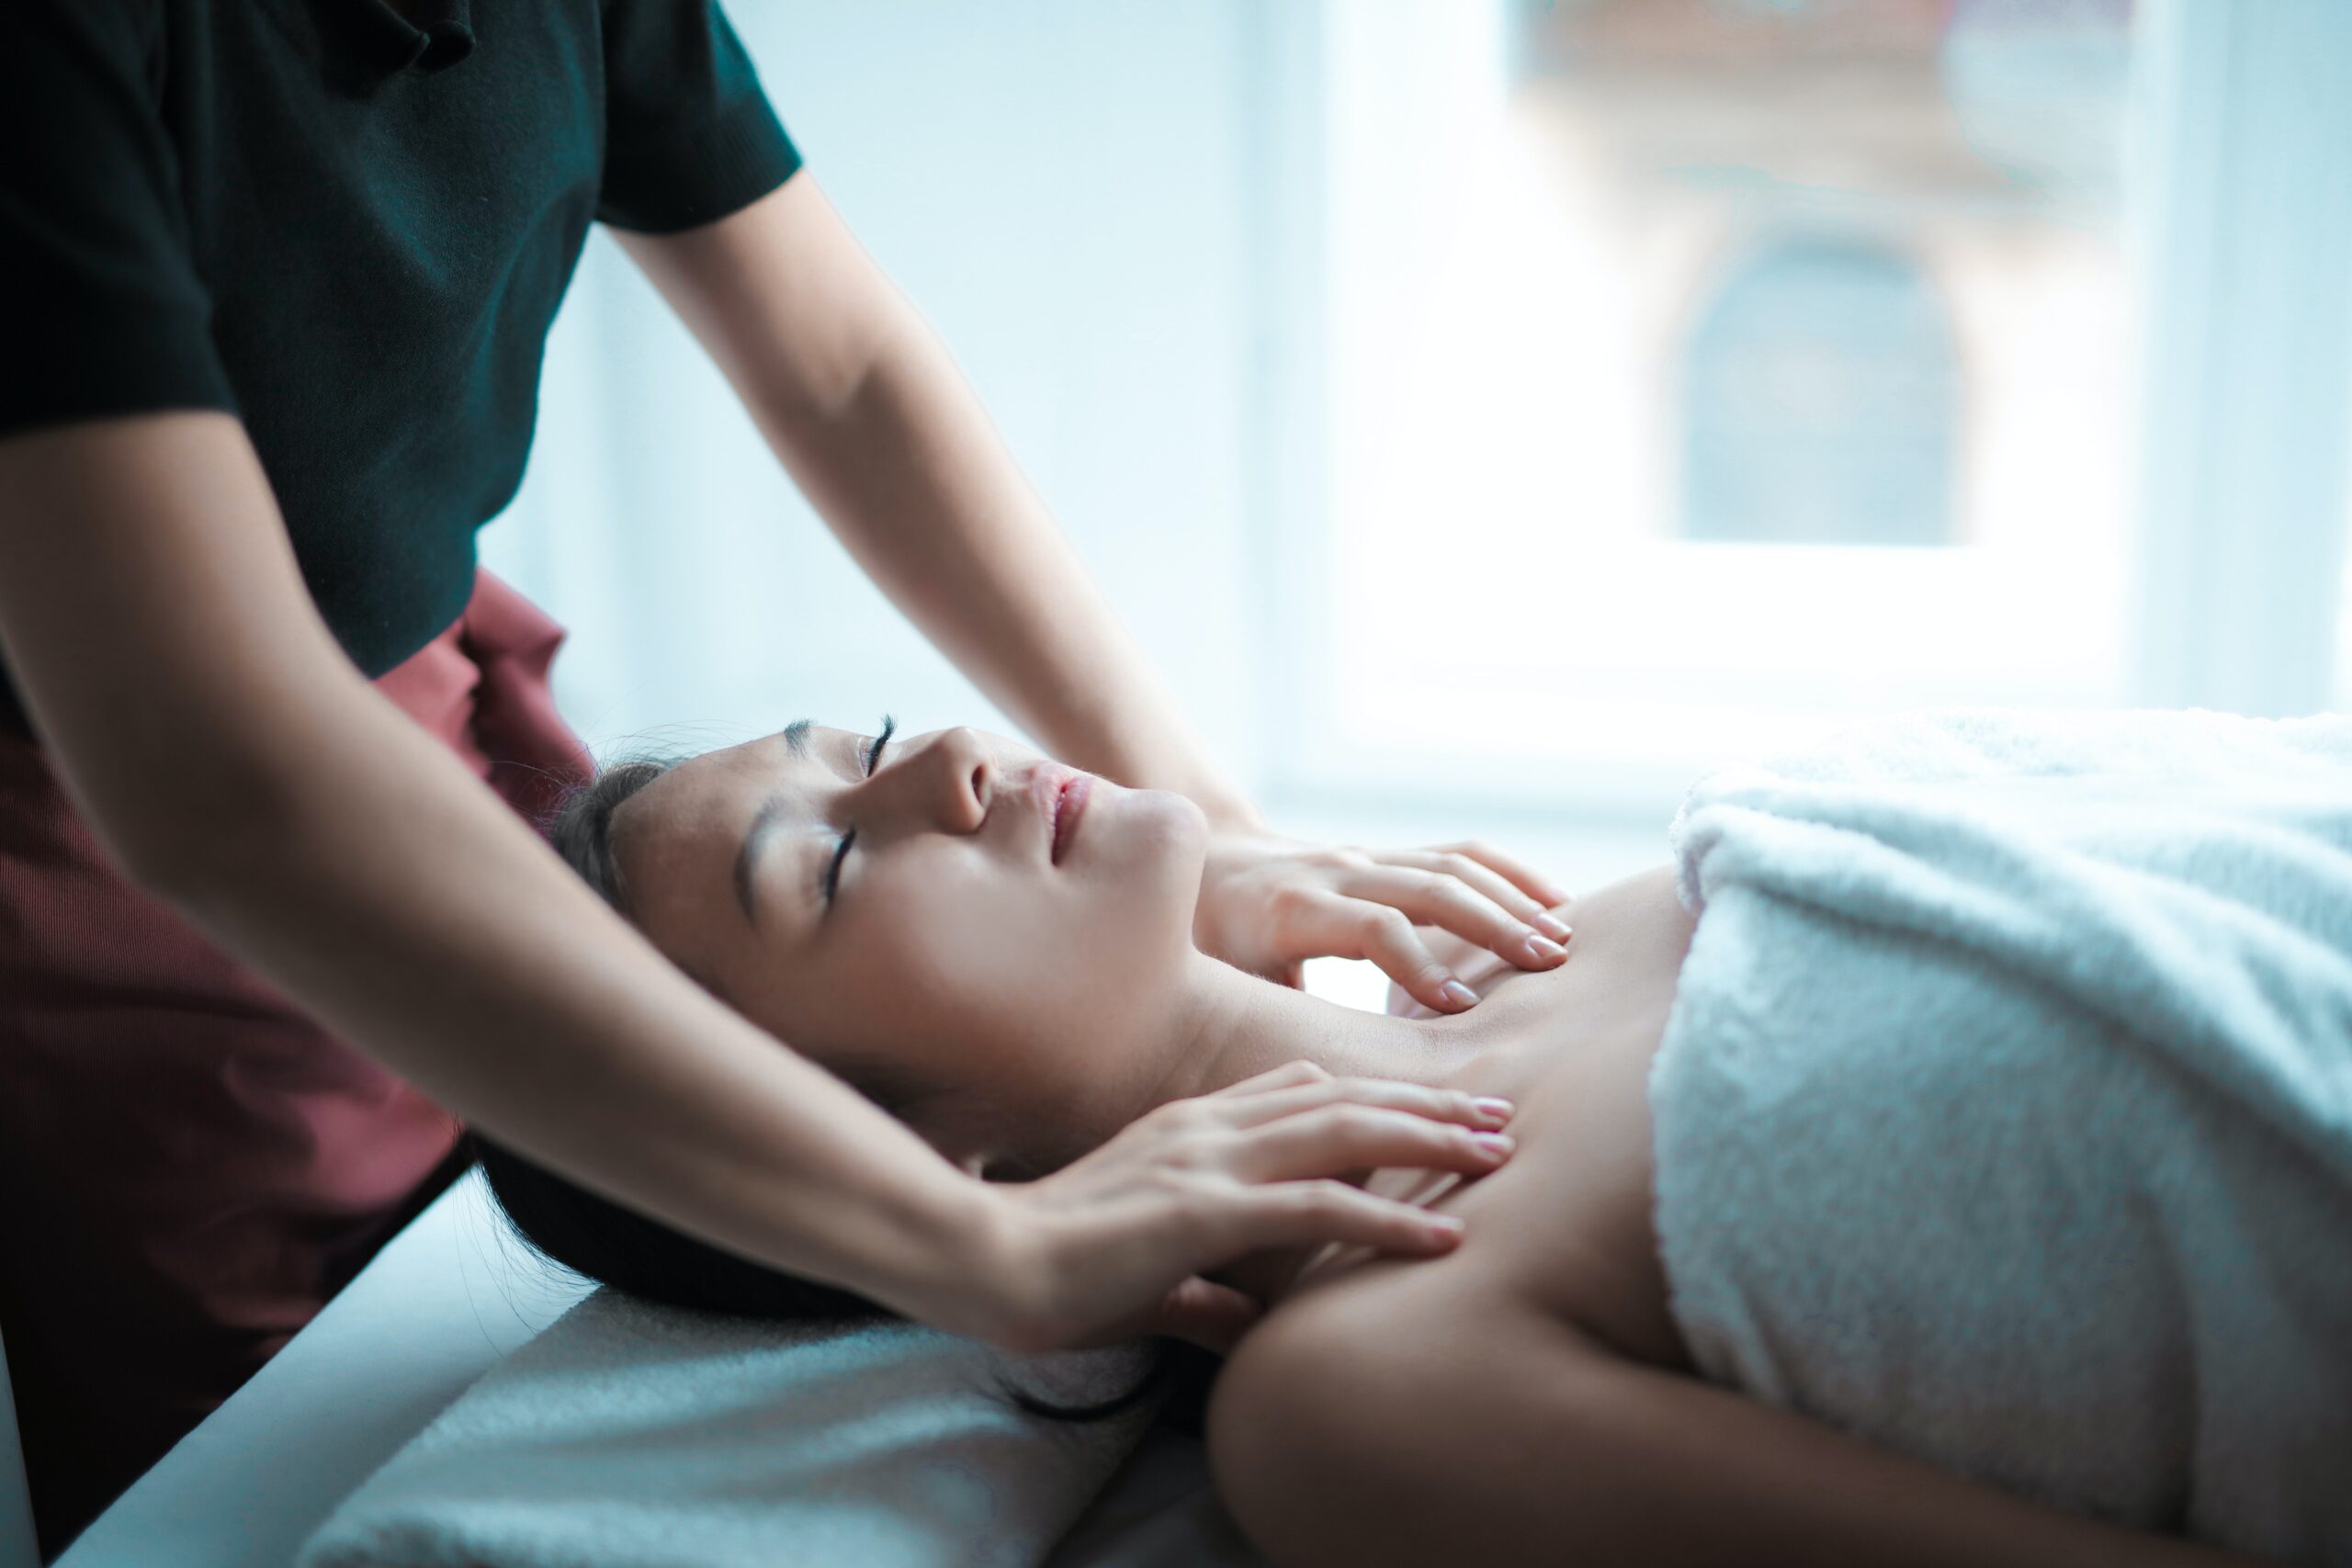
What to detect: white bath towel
<box><xmin>296</xmin><ymin>1287</ymin><xmax>1164</xmax><ymax>1568</ymax></box>
<box><xmin>1649</xmin><ymin>706</ymin><xmax>2352</xmax><ymax>1562</ymax></box>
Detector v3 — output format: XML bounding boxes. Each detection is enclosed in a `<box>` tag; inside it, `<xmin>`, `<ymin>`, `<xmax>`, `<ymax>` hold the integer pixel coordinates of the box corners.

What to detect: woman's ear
<box><xmin>925</xmin><ymin>1120</ymin><xmax>992</xmax><ymax>1179</ymax></box>
<box><xmin>913</xmin><ymin>1095</ymin><xmax>1029</xmax><ymax>1183</ymax></box>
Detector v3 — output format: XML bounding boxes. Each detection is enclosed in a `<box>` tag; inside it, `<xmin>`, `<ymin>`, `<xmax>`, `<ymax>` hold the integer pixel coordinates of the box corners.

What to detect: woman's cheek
<box><xmin>872</xmin><ymin>908</ymin><xmax>1112</xmax><ymax>1067</ymax></box>
<box><xmin>836</xmin><ymin>876</ymin><xmax>1039</xmax><ymax>1014</ymax></box>
<box><xmin>835</xmin><ymin>823</ymin><xmax>1192</xmax><ymax>1046</ymax></box>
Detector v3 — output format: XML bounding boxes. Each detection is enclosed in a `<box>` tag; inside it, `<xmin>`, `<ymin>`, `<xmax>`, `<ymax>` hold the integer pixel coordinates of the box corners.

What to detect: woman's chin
<box><xmin>1068</xmin><ymin>780</ymin><xmax>1208</xmax><ymax>874</ymax></box>
<box><xmin>1132</xmin><ymin>784</ymin><xmax>1212</xmax><ymax>856</ymax></box>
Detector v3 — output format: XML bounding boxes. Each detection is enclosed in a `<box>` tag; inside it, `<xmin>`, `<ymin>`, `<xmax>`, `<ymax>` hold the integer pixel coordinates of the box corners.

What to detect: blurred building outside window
<box><xmin>1270</xmin><ymin>0</ymin><xmax>2150</xmax><ymax>825</ymax></box>
<box><xmin>1682</xmin><ymin>240</ymin><xmax>1960</xmax><ymax>547</ymax></box>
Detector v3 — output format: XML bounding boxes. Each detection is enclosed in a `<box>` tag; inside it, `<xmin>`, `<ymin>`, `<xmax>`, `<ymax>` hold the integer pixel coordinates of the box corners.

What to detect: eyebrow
<box><xmin>732</xmin><ymin>719</ymin><xmax>818</xmax><ymax>924</ymax></box>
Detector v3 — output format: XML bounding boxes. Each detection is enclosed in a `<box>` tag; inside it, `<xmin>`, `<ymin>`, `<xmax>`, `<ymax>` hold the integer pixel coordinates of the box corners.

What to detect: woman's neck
<box><xmin>1134</xmin><ymin>952</ymin><xmax>1545</xmax><ymax>1315</ymax></box>
<box><xmin>1144</xmin><ymin>951</ymin><xmax>1488</xmax><ymax>1107</ymax></box>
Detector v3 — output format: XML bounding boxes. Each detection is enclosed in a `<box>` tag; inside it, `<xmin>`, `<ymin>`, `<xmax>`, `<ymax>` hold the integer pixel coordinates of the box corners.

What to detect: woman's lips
<box><xmin>1049</xmin><ymin>773</ymin><xmax>1091</xmax><ymax>864</ymax></box>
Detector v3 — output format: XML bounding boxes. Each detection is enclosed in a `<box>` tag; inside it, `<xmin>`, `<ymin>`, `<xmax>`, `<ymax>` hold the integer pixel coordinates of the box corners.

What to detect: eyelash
<box><xmin>822</xmin><ymin>715</ymin><xmax>895</xmax><ymax>903</ymax></box>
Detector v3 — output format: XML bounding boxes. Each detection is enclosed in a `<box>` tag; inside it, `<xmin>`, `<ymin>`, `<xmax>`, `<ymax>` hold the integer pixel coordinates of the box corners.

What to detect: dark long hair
<box><xmin>472</xmin><ymin>756</ymin><xmax>1211</xmax><ymax>1428</ymax></box>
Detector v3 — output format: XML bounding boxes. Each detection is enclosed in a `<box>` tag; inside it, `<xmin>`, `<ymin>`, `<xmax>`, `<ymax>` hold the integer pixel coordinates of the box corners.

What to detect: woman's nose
<box><xmin>897</xmin><ymin>726</ymin><xmax>991</xmax><ymax>834</ymax></box>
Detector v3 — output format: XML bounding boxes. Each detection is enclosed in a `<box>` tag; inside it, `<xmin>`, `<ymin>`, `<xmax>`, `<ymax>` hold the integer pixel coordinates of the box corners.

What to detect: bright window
<box><xmin>1283</xmin><ymin>0</ymin><xmax>2143</xmax><ymax>816</ymax></box>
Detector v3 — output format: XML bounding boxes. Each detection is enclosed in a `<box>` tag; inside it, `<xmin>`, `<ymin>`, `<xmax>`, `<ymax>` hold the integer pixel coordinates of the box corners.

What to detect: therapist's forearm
<box><xmin>769</xmin><ymin>304</ymin><xmax>1260</xmax><ymax>827</ymax></box>
<box><xmin>0</xmin><ymin>413</ymin><xmax>1001</xmax><ymax>1340</ymax></box>
<box><xmin>618</xmin><ymin>179</ymin><xmax>1253</xmax><ymax>822</ymax></box>
<box><xmin>154</xmin><ymin>693</ymin><xmax>1002</xmax><ymax>1327</ymax></box>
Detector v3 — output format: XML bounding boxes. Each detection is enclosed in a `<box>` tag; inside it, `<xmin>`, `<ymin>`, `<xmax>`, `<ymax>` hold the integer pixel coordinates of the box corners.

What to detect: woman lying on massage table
<box><xmin>478</xmin><ymin>716</ymin><xmax>2351</xmax><ymax>1568</ymax></box>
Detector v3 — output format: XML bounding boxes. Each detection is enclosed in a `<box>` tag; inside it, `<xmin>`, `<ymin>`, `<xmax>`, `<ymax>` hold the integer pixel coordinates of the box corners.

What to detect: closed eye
<box><xmin>821</xmin><ymin>715</ymin><xmax>895</xmax><ymax>903</ymax></box>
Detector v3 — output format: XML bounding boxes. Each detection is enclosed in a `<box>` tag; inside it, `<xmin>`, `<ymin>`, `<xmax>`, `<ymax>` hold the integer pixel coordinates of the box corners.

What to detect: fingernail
<box><xmin>1538</xmin><ymin>881</ymin><xmax>1572</xmax><ymax>906</ymax></box>
<box><xmin>1534</xmin><ymin>912</ymin><xmax>1573</xmax><ymax>942</ymax></box>
<box><xmin>1428</xmin><ymin>1215</ymin><xmax>1465</xmax><ymax>1241</ymax></box>
<box><xmin>1473</xmin><ymin>1096</ymin><xmax>1516</xmax><ymax>1122</ymax></box>
<box><xmin>1440</xmin><ymin>980</ymin><xmax>1478</xmax><ymax>1010</ymax></box>
<box><xmin>1521</xmin><ymin>933</ymin><xmax>1566</xmax><ymax>964</ymax></box>
<box><xmin>1473</xmin><ymin>1132</ymin><xmax>1514</xmax><ymax>1157</ymax></box>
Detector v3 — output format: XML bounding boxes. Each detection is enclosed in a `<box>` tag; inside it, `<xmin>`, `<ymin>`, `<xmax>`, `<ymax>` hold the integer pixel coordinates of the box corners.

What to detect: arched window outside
<box><xmin>1682</xmin><ymin>242</ymin><xmax>1960</xmax><ymax>546</ymax></box>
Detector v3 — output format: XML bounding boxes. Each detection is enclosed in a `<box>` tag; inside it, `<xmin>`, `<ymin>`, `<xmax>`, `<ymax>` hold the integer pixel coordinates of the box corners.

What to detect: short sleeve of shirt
<box><xmin>597</xmin><ymin>0</ymin><xmax>804</xmax><ymax>234</ymax></box>
<box><xmin>0</xmin><ymin>0</ymin><xmax>238</xmax><ymax>442</ymax></box>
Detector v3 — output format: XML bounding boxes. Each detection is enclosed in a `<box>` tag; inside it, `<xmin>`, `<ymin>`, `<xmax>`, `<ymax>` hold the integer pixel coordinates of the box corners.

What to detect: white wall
<box><xmin>483</xmin><ymin>1</ymin><xmax>1268</xmax><ymax>777</ymax></box>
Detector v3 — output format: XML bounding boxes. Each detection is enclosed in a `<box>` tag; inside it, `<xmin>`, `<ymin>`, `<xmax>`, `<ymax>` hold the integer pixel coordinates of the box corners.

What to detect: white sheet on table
<box><xmin>56</xmin><ymin>1171</ymin><xmax>1263</xmax><ymax>1568</ymax></box>
<box><xmin>296</xmin><ymin>1288</ymin><xmax>1162</xmax><ymax>1568</ymax></box>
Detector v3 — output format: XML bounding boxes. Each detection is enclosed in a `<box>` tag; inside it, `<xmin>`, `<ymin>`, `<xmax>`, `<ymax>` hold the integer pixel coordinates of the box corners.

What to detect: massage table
<box><xmin>25</xmin><ymin>1168</ymin><xmax>1261</xmax><ymax>1568</ymax></box>
<box><xmin>5</xmin><ymin>957</ymin><xmax>1489</xmax><ymax>1568</ymax></box>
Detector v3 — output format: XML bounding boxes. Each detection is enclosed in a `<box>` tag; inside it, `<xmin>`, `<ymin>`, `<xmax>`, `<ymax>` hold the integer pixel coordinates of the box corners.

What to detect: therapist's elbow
<box><xmin>69</xmin><ymin>737</ymin><xmax>311</xmax><ymax>904</ymax></box>
<box><xmin>105</xmin><ymin>792</ymin><xmax>286</xmax><ymax>908</ymax></box>
<box><xmin>118</xmin><ymin>817</ymin><xmax>290</xmax><ymax>914</ymax></box>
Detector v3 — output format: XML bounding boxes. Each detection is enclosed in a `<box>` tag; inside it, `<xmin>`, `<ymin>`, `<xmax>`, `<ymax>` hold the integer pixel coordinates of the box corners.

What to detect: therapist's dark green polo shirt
<box><xmin>0</xmin><ymin>0</ymin><xmax>804</xmax><ymax>738</ymax></box>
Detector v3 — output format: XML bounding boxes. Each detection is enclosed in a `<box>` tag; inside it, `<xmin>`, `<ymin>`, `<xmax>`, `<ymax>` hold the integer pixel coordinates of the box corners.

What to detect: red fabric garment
<box><xmin>0</xmin><ymin>570</ymin><xmax>592</xmax><ymax>1561</ymax></box>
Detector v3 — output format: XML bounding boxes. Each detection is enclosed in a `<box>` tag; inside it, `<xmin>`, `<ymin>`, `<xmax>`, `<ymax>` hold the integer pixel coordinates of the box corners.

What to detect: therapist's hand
<box><xmin>967</xmin><ymin>1061</ymin><xmax>1517</xmax><ymax>1356</ymax></box>
<box><xmin>1193</xmin><ymin>828</ymin><xmax>1574</xmax><ymax>1013</ymax></box>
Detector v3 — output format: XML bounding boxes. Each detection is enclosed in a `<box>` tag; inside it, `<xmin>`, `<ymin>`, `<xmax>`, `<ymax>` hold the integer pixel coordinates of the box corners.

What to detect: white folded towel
<box><xmin>1650</xmin><ymin>707</ymin><xmax>2352</xmax><ymax>1562</ymax></box>
<box><xmin>297</xmin><ymin>1288</ymin><xmax>1163</xmax><ymax>1568</ymax></box>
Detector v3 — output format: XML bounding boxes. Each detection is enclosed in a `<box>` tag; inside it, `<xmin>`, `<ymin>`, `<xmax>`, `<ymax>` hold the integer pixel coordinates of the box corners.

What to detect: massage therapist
<box><xmin>0</xmin><ymin>1</ymin><xmax>1576</xmax><ymax>1554</ymax></box>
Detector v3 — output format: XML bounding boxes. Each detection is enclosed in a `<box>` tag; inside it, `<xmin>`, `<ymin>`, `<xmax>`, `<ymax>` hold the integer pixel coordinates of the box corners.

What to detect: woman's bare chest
<box><xmin>1283</xmin><ymin>864</ymin><xmax>1701</xmax><ymax>1365</ymax></box>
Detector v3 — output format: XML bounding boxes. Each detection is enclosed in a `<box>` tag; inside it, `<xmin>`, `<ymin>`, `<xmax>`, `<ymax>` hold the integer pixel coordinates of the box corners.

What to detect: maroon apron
<box><xmin>0</xmin><ymin>570</ymin><xmax>593</xmax><ymax>1559</ymax></box>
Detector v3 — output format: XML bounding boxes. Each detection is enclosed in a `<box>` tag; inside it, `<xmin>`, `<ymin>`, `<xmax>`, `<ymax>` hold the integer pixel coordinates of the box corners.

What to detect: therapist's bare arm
<box><xmin>614</xmin><ymin>175</ymin><xmax>1258</xmax><ymax>827</ymax></box>
<box><xmin>0</xmin><ymin>412</ymin><xmax>1508</xmax><ymax>1353</ymax></box>
<box><xmin>616</xmin><ymin>175</ymin><xmax>1580</xmax><ymax>1009</ymax></box>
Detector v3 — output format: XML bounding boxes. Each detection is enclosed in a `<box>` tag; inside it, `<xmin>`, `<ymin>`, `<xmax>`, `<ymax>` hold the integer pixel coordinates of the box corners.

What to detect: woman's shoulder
<box><xmin>1203</xmin><ymin>1260</ymin><xmax>1437</xmax><ymax>1510</ymax></box>
<box><xmin>1204</xmin><ymin>1238</ymin><xmax>1522</xmax><ymax>1474</ymax></box>
<box><xmin>1202</xmin><ymin>1257</ymin><xmax>1577</xmax><ymax>1562</ymax></box>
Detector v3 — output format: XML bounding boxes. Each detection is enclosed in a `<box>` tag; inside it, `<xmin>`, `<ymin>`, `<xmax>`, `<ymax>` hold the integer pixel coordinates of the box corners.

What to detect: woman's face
<box><xmin>611</xmin><ymin>721</ymin><xmax>1209</xmax><ymax>1173</ymax></box>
